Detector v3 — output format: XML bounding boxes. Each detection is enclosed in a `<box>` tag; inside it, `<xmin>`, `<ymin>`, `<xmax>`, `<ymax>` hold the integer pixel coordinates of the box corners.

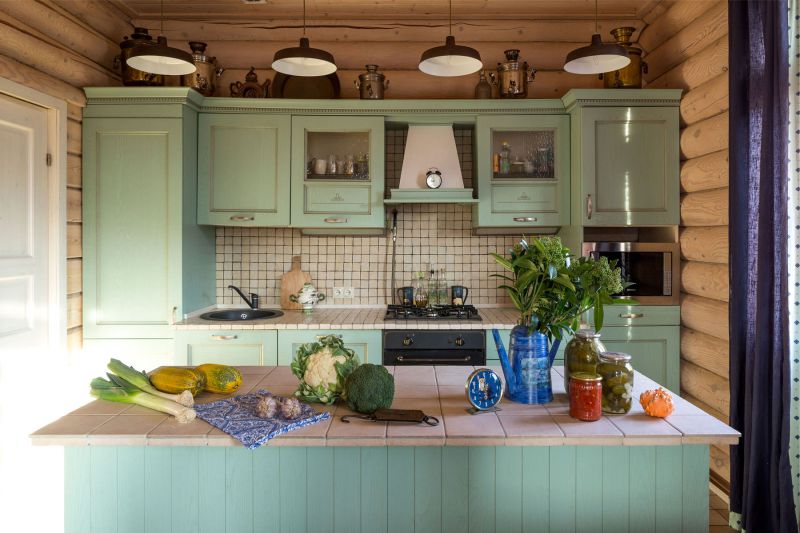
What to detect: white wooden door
<box><xmin>0</xmin><ymin>93</ymin><xmax>49</xmax><ymax>350</ymax></box>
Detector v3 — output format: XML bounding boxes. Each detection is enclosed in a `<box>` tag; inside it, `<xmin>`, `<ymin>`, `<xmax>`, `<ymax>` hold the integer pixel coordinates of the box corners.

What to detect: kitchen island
<box><xmin>34</xmin><ymin>366</ymin><xmax>738</xmax><ymax>533</ymax></box>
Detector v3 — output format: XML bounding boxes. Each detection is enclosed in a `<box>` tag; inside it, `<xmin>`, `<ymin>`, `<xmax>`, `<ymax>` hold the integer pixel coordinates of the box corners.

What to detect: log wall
<box><xmin>640</xmin><ymin>0</ymin><xmax>731</xmax><ymax>491</ymax></box>
<box><xmin>0</xmin><ymin>0</ymin><xmax>130</xmax><ymax>352</ymax></box>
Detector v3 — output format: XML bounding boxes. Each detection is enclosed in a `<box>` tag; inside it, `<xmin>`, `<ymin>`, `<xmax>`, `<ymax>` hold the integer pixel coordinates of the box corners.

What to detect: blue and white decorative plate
<box><xmin>465</xmin><ymin>368</ymin><xmax>503</xmax><ymax>414</ymax></box>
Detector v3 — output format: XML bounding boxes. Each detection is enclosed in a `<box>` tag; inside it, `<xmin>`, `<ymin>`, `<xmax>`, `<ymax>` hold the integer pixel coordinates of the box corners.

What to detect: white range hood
<box><xmin>386</xmin><ymin>124</ymin><xmax>476</xmax><ymax>204</ymax></box>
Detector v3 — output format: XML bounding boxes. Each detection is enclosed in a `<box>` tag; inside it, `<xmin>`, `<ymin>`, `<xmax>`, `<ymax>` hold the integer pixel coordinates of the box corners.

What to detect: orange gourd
<box><xmin>639</xmin><ymin>387</ymin><xmax>674</xmax><ymax>418</ymax></box>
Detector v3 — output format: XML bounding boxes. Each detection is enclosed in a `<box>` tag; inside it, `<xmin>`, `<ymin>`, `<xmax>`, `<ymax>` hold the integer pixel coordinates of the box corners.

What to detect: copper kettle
<box><xmin>354</xmin><ymin>65</ymin><xmax>389</xmax><ymax>100</ymax></box>
<box><xmin>601</xmin><ymin>27</ymin><xmax>648</xmax><ymax>88</ymax></box>
<box><xmin>114</xmin><ymin>27</ymin><xmax>164</xmax><ymax>86</ymax></box>
<box><xmin>181</xmin><ymin>42</ymin><xmax>224</xmax><ymax>96</ymax></box>
<box><xmin>489</xmin><ymin>50</ymin><xmax>536</xmax><ymax>99</ymax></box>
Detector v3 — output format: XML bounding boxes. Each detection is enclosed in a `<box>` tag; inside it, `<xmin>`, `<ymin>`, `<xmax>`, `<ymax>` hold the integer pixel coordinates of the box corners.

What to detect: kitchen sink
<box><xmin>199</xmin><ymin>309</ymin><xmax>284</xmax><ymax>321</ymax></box>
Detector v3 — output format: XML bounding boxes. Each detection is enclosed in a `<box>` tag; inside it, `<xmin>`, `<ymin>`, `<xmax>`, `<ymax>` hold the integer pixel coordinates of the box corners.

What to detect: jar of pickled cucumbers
<box><xmin>563</xmin><ymin>330</ymin><xmax>606</xmax><ymax>394</ymax></box>
<box><xmin>598</xmin><ymin>352</ymin><xmax>634</xmax><ymax>414</ymax></box>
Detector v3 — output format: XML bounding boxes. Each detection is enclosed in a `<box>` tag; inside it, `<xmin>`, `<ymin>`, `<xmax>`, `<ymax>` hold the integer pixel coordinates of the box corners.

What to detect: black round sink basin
<box><xmin>200</xmin><ymin>309</ymin><xmax>284</xmax><ymax>321</ymax></box>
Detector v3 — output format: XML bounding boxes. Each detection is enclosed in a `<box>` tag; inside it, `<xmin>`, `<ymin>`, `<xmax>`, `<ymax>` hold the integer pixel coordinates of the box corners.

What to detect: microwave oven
<box><xmin>581</xmin><ymin>242</ymin><xmax>681</xmax><ymax>305</ymax></box>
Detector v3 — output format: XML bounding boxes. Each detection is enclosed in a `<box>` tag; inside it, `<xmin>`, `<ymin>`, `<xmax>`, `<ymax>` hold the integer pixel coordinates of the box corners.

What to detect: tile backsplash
<box><xmin>215</xmin><ymin>204</ymin><xmax>516</xmax><ymax>306</ymax></box>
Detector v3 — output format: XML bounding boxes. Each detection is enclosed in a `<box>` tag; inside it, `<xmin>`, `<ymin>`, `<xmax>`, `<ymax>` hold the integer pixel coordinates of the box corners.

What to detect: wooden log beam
<box><xmin>683</xmin><ymin>391</ymin><xmax>729</xmax><ymax>424</ymax></box>
<box><xmin>681</xmin><ymin>294</ymin><xmax>729</xmax><ymax>341</ymax></box>
<box><xmin>67</xmin><ymin>293</ymin><xmax>82</xmax><ymax>330</ymax></box>
<box><xmin>0</xmin><ymin>54</ymin><xmax>85</xmax><ymax>107</ymax></box>
<box><xmin>681</xmin><ymin>261</ymin><xmax>728</xmax><ymax>302</ymax></box>
<box><xmin>643</xmin><ymin>1</ymin><xmax>727</xmax><ymax>82</ymax></box>
<box><xmin>680</xmin><ymin>111</ymin><xmax>728</xmax><ymax>160</ymax></box>
<box><xmin>647</xmin><ymin>35</ymin><xmax>728</xmax><ymax>90</ymax></box>
<box><xmin>681</xmin><ymin>149</ymin><xmax>728</xmax><ymax>193</ymax></box>
<box><xmin>67</xmin><ymin>326</ymin><xmax>83</xmax><ymax>352</ymax></box>
<box><xmin>48</xmin><ymin>0</ymin><xmax>132</xmax><ymax>43</ymax></box>
<box><xmin>710</xmin><ymin>445</ymin><xmax>731</xmax><ymax>484</ymax></box>
<box><xmin>681</xmin><ymin>188</ymin><xmax>728</xmax><ymax>227</ymax></box>
<box><xmin>680</xmin><ymin>72</ymin><xmax>728</xmax><ymax>127</ymax></box>
<box><xmin>67</xmin><ymin>154</ymin><xmax>82</xmax><ymax>189</ymax></box>
<box><xmin>67</xmin><ymin>258</ymin><xmax>82</xmax><ymax>296</ymax></box>
<box><xmin>680</xmin><ymin>359</ymin><xmax>730</xmax><ymax>415</ymax></box>
<box><xmin>67</xmin><ymin>222</ymin><xmax>81</xmax><ymax>259</ymax></box>
<box><xmin>67</xmin><ymin>119</ymin><xmax>82</xmax><ymax>156</ymax></box>
<box><xmin>67</xmin><ymin>188</ymin><xmax>82</xmax><ymax>223</ymax></box>
<box><xmin>681</xmin><ymin>326</ymin><xmax>729</xmax><ymax>378</ymax></box>
<box><xmin>638</xmin><ymin>0</ymin><xmax>719</xmax><ymax>53</ymax></box>
<box><xmin>680</xmin><ymin>226</ymin><xmax>728</xmax><ymax>264</ymax></box>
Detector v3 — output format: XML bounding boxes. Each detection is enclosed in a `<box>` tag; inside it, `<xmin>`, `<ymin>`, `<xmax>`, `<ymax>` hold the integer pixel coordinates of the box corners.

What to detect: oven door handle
<box><xmin>395</xmin><ymin>355</ymin><xmax>472</xmax><ymax>363</ymax></box>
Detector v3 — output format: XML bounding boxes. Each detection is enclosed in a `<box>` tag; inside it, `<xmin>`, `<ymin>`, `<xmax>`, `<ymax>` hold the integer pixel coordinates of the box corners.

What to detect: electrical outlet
<box><xmin>333</xmin><ymin>287</ymin><xmax>344</xmax><ymax>298</ymax></box>
<box><xmin>342</xmin><ymin>287</ymin><xmax>355</xmax><ymax>298</ymax></box>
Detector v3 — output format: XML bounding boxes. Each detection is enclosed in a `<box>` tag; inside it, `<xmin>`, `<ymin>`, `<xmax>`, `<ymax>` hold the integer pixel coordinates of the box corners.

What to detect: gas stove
<box><xmin>384</xmin><ymin>304</ymin><xmax>482</xmax><ymax>321</ymax></box>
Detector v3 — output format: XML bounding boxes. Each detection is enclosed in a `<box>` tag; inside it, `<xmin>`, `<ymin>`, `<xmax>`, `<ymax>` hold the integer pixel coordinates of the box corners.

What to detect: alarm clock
<box><xmin>465</xmin><ymin>368</ymin><xmax>503</xmax><ymax>414</ymax></box>
<box><xmin>425</xmin><ymin>168</ymin><xmax>443</xmax><ymax>189</ymax></box>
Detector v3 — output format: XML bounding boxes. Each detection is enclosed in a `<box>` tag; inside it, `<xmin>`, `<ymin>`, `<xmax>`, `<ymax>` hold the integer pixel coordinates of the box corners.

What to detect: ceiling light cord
<box><xmin>595</xmin><ymin>0</ymin><xmax>598</xmax><ymax>35</ymax></box>
<box><xmin>449</xmin><ymin>0</ymin><xmax>452</xmax><ymax>36</ymax></box>
<box><xmin>303</xmin><ymin>0</ymin><xmax>306</xmax><ymax>36</ymax></box>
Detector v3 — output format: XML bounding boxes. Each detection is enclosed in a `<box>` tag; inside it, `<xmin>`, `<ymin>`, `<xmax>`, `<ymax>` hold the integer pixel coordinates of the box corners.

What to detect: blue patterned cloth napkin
<box><xmin>194</xmin><ymin>389</ymin><xmax>330</xmax><ymax>449</ymax></box>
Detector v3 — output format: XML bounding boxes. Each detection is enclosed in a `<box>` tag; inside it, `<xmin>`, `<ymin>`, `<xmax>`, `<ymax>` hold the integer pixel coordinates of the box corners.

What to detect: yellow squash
<box><xmin>196</xmin><ymin>364</ymin><xmax>242</xmax><ymax>394</ymax></box>
<box><xmin>149</xmin><ymin>367</ymin><xmax>206</xmax><ymax>396</ymax></box>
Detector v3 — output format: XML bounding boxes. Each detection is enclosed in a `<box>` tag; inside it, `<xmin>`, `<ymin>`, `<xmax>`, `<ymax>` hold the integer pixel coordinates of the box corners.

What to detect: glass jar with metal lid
<box><xmin>598</xmin><ymin>352</ymin><xmax>634</xmax><ymax>414</ymax></box>
<box><xmin>568</xmin><ymin>372</ymin><xmax>603</xmax><ymax>421</ymax></box>
<box><xmin>563</xmin><ymin>329</ymin><xmax>606</xmax><ymax>394</ymax></box>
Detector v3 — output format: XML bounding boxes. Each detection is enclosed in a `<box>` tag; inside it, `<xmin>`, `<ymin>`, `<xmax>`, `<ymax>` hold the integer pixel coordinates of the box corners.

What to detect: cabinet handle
<box><xmin>513</xmin><ymin>217</ymin><xmax>537</xmax><ymax>222</ymax></box>
<box><xmin>316</xmin><ymin>334</ymin><xmax>343</xmax><ymax>340</ymax></box>
<box><xmin>211</xmin><ymin>335</ymin><xmax>238</xmax><ymax>340</ymax></box>
<box><xmin>619</xmin><ymin>313</ymin><xmax>644</xmax><ymax>319</ymax></box>
<box><xmin>324</xmin><ymin>217</ymin><xmax>348</xmax><ymax>224</ymax></box>
<box><xmin>586</xmin><ymin>194</ymin><xmax>593</xmax><ymax>220</ymax></box>
<box><xmin>230</xmin><ymin>215</ymin><xmax>254</xmax><ymax>221</ymax></box>
<box><xmin>171</xmin><ymin>306</ymin><xmax>177</xmax><ymax>324</ymax></box>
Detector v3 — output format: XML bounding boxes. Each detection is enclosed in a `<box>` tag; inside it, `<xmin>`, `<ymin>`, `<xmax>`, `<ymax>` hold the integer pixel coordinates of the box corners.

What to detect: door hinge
<box><xmin>46</xmin><ymin>153</ymin><xmax>52</xmax><ymax>167</ymax></box>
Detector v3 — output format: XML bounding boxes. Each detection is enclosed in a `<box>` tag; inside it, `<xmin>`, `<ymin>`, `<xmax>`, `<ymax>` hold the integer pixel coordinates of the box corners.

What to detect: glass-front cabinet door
<box><xmin>473</xmin><ymin>115</ymin><xmax>569</xmax><ymax>229</ymax></box>
<box><xmin>291</xmin><ymin>115</ymin><xmax>385</xmax><ymax>229</ymax></box>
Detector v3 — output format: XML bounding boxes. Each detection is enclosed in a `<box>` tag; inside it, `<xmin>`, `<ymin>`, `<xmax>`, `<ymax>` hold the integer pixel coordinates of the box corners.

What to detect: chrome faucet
<box><xmin>228</xmin><ymin>285</ymin><xmax>259</xmax><ymax>309</ymax></box>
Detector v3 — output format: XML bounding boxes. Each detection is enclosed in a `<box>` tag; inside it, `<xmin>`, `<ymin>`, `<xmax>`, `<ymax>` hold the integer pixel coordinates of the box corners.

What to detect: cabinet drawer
<box><xmin>587</xmin><ymin>305</ymin><xmax>680</xmax><ymax>327</ymax></box>
<box><xmin>277</xmin><ymin>330</ymin><xmax>382</xmax><ymax>365</ymax></box>
<box><xmin>175</xmin><ymin>330</ymin><xmax>278</xmax><ymax>366</ymax></box>
<box><xmin>304</xmin><ymin>184</ymin><xmax>372</xmax><ymax>215</ymax></box>
<box><xmin>491</xmin><ymin>183</ymin><xmax>558</xmax><ymax>214</ymax></box>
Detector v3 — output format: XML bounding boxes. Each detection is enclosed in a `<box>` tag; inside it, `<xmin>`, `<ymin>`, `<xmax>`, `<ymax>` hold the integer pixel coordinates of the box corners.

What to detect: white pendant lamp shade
<box><xmin>127</xmin><ymin>36</ymin><xmax>197</xmax><ymax>75</ymax></box>
<box><xmin>419</xmin><ymin>36</ymin><xmax>482</xmax><ymax>77</ymax></box>
<box><xmin>272</xmin><ymin>37</ymin><xmax>337</xmax><ymax>76</ymax></box>
<box><xmin>563</xmin><ymin>34</ymin><xmax>631</xmax><ymax>74</ymax></box>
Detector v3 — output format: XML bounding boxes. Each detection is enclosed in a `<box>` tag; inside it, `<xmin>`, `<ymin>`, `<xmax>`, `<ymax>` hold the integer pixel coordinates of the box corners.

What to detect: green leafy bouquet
<box><xmin>491</xmin><ymin>236</ymin><xmax>628</xmax><ymax>342</ymax></box>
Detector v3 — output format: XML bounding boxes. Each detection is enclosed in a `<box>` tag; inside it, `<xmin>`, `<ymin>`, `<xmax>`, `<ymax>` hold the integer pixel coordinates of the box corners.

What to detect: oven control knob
<box><xmin>454</xmin><ymin>337</ymin><xmax>465</xmax><ymax>347</ymax></box>
<box><xmin>402</xmin><ymin>336</ymin><xmax>413</xmax><ymax>346</ymax></box>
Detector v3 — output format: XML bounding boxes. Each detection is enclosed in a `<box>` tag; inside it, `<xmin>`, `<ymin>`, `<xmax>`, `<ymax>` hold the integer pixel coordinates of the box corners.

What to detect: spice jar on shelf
<box><xmin>569</xmin><ymin>372</ymin><xmax>603</xmax><ymax>422</ymax></box>
<box><xmin>598</xmin><ymin>352</ymin><xmax>634</xmax><ymax>414</ymax></box>
<box><xmin>563</xmin><ymin>329</ymin><xmax>606</xmax><ymax>394</ymax></box>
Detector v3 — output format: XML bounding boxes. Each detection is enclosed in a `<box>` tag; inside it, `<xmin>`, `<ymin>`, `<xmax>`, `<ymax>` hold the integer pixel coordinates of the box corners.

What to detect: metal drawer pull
<box><xmin>324</xmin><ymin>217</ymin><xmax>348</xmax><ymax>223</ymax></box>
<box><xmin>619</xmin><ymin>313</ymin><xmax>644</xmax><ymax>319</ymax></box>
<box><xmin>230</xmin><ymin>215</ymin><xmax>254</xmax><ymax>221</ymax></box>
<box><xmin>586</xmin><ymin>194</ymin><xmax>593</xmax><ymax>220</ymax></box>
<box><xmin>211</xmin><ymin>335</ymin><xmax>238</xmax><ymax>340</ymax></box>
<box><xmin>396</xmin><ymin>356</ymin><xmax>471</xmax><ymax>363</ymax></box>
<box><xmin>316</xmin><ymin>334</ymin><xmax>343</xmax><ymax>340</ymax></box>
<box><xmin>513</xmin><ymin>217</ymin><xmax>537</xmax><ymax>222</ymax></box>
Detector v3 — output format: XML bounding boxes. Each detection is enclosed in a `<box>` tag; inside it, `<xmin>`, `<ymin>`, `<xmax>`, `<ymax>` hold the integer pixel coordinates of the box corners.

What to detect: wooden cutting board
<box><xmin>280</xmin><ymin>256</ymin><xmax>311</xmax><ymax>310</ymax></box>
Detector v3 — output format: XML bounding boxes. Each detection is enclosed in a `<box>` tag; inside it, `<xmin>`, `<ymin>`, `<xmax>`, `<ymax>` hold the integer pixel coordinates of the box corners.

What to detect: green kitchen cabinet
<box><xmin>290</xmin><ymin>116</ymin><xmax>385</xmax><ymax>230</ymax></box>
<box><xmin>197</xmin><ymin>113</ymin><xmax>291</xmax><ymax>226</ymax></box>
<box><xmin>277</xmin><ymin>330</ymin><xmax>383</xmax><ymax>365</ymax></box>
<box><xmin>599</xmin><ymin>325</ymin><xmax>680</xmax><ymax>392</ymax></box>
<box><xmin>473</xmin><ymin>115</ymin><xmax>570</xmax><ymax>230</ymax></box>
<box><xmin>566</xmin><ymin>90</ymin><xmax>681</xmax><ymax>227</ymax></box>
<box><xmin>175</xmin><ymin>330</ymin><xmax>278</xmax><ymax>366</ymax></box>
<box><xmin>82</xmin><ymin>92</ymin><xmax>215</xmax><ymax>344</ymax></box>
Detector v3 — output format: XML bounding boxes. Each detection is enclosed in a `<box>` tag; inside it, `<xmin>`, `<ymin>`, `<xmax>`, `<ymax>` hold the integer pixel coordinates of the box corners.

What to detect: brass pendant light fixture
<box><xmin>126</xmin><ymin>0</ymin><xmax>196</xmax><ymax>76</ymax></box>
<box><xmin>419</xmin><ymin>0</ymin><xmax>482</xmax><ymax>77</ymax></box>
<box><xmin>272</xmin><ymin>0</ymin><xmax>337</xmax><ymax>77</ymax></box>
<box><xmin>564</xmin><ymin>0</ymin><xmax>631</xmax><ymax>75</ymax></box>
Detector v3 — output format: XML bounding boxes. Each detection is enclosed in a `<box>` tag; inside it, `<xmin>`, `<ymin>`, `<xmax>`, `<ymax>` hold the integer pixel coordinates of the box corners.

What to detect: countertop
<box><xmin>32</xmin><ymin>365</ymin><xmax>739</xmax><ymax>448</ymax></box>
<box><xmin>174</xmin><ymin>306</ymin><xmax>521</xmax><ymax>330</ymax></box>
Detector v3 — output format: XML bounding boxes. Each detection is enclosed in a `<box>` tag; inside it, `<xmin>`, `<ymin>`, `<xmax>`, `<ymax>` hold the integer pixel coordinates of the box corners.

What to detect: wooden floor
<box><xmin>709</xmin><ymin>490</ymin><xmax>736</xmax><ymax>532</ymax></box>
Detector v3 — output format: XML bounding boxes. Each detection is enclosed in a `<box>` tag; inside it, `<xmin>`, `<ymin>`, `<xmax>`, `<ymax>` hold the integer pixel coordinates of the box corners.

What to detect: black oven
<box><xmin>582</xmin><ymin>242</ymin><xmax>680</xmax><ymax>305</ymax></box>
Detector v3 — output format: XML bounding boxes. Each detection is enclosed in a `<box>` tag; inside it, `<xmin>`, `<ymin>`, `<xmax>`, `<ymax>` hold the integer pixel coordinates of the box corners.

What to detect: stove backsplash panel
<box><xmin>215</xmin><ymin>204</ymin><xmax>518</xmax><ymax>306</ymax></box>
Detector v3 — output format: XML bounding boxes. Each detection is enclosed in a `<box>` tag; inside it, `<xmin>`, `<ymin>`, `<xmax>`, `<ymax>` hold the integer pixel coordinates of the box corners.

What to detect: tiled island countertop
<box><xmin>174</xmin><ymin>306</ymin><xmax>521</xmax><ymax>330</ymax></box>
<box><xmin>33</xmin><ymin>365</ymin><xmax>739</xmax><ymax>448</ymax></box>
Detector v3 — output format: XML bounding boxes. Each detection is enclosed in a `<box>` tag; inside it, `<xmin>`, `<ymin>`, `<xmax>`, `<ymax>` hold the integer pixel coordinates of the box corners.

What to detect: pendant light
<box><xmin>563</xmin><ymin>0</ymin><xmax>630</xmax><ymax>75</ymax></box>
<box><xmin>418</xmin><ymin>0</ymin><xmax>482</xmax><ymax>77</ymax></box>
<box><xmin>126</xmin><ymin>0</ymin><xmax>196</xmax><ymax>76</ymax></box>
<box><xmin>272</xmin><ymin>0</ymin><xmax>337</xmax><ymax>77</ymax></box>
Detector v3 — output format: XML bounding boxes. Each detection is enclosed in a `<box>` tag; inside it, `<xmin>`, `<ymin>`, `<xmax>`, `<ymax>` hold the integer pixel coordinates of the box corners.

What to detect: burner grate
<box><xmin>385</xmin><ymin>304</ymin><xmax>482</xmax><ymax>321</ymax></box>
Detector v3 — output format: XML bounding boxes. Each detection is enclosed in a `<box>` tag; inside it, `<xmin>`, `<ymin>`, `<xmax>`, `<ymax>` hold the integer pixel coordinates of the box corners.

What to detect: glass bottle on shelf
<box><xmin>412</xmin><ymin>272</ymin><xmax>428</xmax><ymax>308</ymax></box>
<box><xmin>499</xmin><ymin>141</ymin><xmax>511</xmax><ymax>175</ymax></box>
<box><xmin>438</xmin><ymin>267</ymin><xmax>449</xmax><ymax>305</ymax></box>
<box><xmin>428</xmin><ymin>268</ymin><xmax>439</xmax><ymax>305</ymax></box>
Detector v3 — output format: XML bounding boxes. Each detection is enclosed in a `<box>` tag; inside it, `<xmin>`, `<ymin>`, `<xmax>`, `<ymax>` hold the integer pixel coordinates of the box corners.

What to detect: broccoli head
<box><xmin>343</xmin><ymin>364</ymin><xmax>395</xmax><ymax>414</ymax></box>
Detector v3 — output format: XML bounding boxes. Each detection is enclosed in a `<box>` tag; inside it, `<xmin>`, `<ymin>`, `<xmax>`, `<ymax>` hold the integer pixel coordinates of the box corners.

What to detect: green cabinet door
<box><xmin>198</xmin><ymin>114</ymin><xmax>290</xmax><ymax>226</ymax></box>
<box><xmin>290</xmin><ymin>116</ymin><xmax>385</xmax><ymax>229</ymax></box>
<box><xmin>577</xmin><ymin>106</ymin><xmax>679</xmax><ymax>226</ymax></box>
<box><xmin>598</xmin><ymin>325</ymin><xmax>679</xmax><ymax>392</ymax></box>
<box><xmin>175</xmin><ymin>330</ymin><xmax>278</xmax><ymax>366</ymax></box>
<box><xmin>474</xmin><ymin>115</ymin><xmax>570</xmax><ymax>229</ymax></box>
<box><xmin>277</xmin><ymin>330</ymin><xmax>383</xmax><ymax>365</ymax></box>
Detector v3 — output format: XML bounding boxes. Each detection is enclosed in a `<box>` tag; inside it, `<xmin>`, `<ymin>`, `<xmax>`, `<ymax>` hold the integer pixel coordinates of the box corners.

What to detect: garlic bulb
<box><xmin>280</xmin><ymin>397</ymin><xmax>302</xmax><ymax>419</ymax></box>
<box><xmin>255</xmin><ymin>394</ymin><xmax>278</xmax><ymax>419</ymax></box>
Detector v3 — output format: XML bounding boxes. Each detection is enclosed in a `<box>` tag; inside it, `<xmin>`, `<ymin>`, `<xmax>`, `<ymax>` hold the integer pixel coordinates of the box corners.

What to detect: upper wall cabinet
<box><xmin>198</xmin><ymin>114</ymin><xmax>291</xmax><ymax>226</ymax></box>
<box><xmin>567</xmin><ymin>90</ymin><xmax>681</xmax><ymax>227</ymax></box>
<box><xmin>290</xmin><ymin>115</ymin><xmax>385</xmax><ymax>230</ymax></box>
<box><xmin>473</xmin><ymin>115</ymin><xmax>570</xmax><ymax>229</ymax></box>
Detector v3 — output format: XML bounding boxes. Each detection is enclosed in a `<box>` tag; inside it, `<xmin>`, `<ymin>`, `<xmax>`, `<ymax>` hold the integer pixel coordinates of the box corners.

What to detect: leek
<box><xmin>91</xmin><ymin>375</ymin><xmax>196</xmax><ymax>424</ymax></box>
<box><xmin>107</xmin><ymin>358</ymin><xmax>194</xmax><ymax>407</ymax></box>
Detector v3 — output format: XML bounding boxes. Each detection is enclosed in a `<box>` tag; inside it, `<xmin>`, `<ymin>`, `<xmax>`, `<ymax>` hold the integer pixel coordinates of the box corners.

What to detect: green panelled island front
<box><xmin>65</xmin><ymin>444</ymin><xmax>709</xmax><ymax>533</ymax></box>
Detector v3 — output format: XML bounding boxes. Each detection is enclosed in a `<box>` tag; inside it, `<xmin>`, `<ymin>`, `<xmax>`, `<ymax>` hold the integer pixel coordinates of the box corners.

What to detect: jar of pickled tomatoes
<box><xmin>569</xmin><ymin>372</ymin><xmax>603</xmax><ymax>422</ymax></box>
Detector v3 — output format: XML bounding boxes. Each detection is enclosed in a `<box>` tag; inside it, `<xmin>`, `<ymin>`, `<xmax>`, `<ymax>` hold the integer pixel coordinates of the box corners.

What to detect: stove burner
<box><xmin>385</xmin><ymin>304</ymin><xmax>482</xmax><ymax>321</ymax></box>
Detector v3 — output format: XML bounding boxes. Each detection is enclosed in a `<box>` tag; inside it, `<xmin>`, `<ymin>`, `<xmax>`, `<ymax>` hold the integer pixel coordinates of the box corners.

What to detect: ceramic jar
<box><xmin>289</xmin><ymin>283</ymin><xmax>326</xmax><ymax>314</ymax></box>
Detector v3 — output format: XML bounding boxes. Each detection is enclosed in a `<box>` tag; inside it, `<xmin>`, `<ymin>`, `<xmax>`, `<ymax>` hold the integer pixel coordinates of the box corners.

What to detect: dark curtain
<box><xmin>729</xmin><ymin>1</ymin><xmax>797</xmax><ymax>531</ymax></box>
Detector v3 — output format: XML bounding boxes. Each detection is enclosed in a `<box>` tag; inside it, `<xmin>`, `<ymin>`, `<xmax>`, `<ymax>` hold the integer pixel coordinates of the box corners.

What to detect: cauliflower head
<box><xmin>291</xmin><ymin>335</ymin><xmax>359</xmax><ymax>404</ymax></box>
<box><xmin>303</xmin><ymin>348</ymin><xmax>346</xmax><ymax>388</ymax></box>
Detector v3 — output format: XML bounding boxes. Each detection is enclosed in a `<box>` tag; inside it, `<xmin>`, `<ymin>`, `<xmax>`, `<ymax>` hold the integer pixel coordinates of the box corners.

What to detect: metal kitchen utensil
<box><xmin>355</xmin><ymin>64</ymin><xmax>389</xmax><ymax>99</ymax></box>
<box><xmin>230</xmin><ymin>67</ymin><xmax>270</xmax><ymax>98</ymax></box>
<box><xmin>474</xmin><ymin>69</ymin><xmax>492</xmax><ymax>99</ymax></box>
<box><xmin>115</xmin><ymin>27</ymin><xmax>165</xmax><ymax>86</ymax></box>
<box><xmin>601</xmin><ymin>27</ymin><xmax>647</xmax><ymax>88</ymax></box>
<box><xmin>181</xmin><ymin>41</ymin><xmax>224</xmax><ymax>96</ymax></box>
<box><xmin>341</xmin><ymin>409</ymin><xmax>440</xmax><ymax>426</ymax></box>
<box><xmin>489</xmin><ymin>49</ymin><xmax>536</xmax><ymax>98</ymax></box>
